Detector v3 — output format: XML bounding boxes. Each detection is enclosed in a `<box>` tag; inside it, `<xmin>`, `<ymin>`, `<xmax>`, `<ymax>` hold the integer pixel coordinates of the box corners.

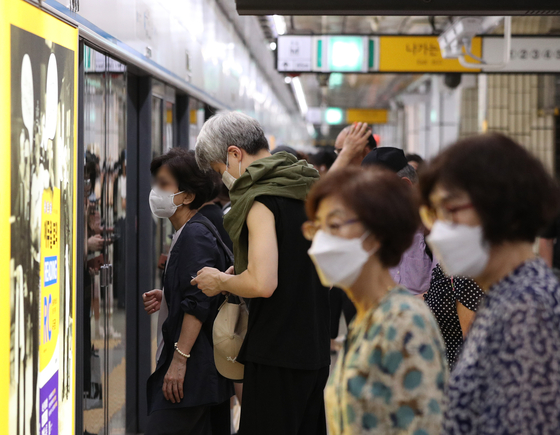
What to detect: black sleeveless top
<box><xmin>237</xmin><ymin>195</ymin><xmax>331</xmax><ymax>370</ymax></box>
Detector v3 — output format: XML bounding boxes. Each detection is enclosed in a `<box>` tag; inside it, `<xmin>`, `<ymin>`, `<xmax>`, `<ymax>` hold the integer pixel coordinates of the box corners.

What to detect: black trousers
<box><xmin>145</xmin><ymin>400</ymin><xmax>230</xmax><ymax>435</ymax></box>
<box><xmin>239</xmin><ymin>362</ymin><xmax>329</xmax><ymax>435</ymax></box>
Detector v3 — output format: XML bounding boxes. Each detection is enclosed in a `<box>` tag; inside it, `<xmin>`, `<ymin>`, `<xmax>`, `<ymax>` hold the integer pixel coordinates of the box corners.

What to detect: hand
<box><xmin>340</xmin><ymin>122</ymin><xmax>371</xmax><ymax>160</ymax></box>
<box><xmin>163</xmin><ymin>353</ymin><xmax>187</xmax><ymax>403</ymax></box>
<box><xmin>143</xmin><ymin>289</ymin><xmax>162</xmax><ymax>314</ymax></box>
<box><xmin>88</xmin><ymin>235</ymin><xmax>104</xmax><ymax>252</ymax></box>
<box><xmin>191</xmin><ymin>267</ymin><xmax>223</xmax><ymax>297</ymax></box>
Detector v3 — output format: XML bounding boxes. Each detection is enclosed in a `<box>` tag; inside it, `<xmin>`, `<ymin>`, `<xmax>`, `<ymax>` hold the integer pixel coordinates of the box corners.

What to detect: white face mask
<box><xmin>222</xmin><ymin>155</ymin><xmax>242</xmax><ymax>190</ymax></box>
<box><xmin>426</xmin><ymin>220</ymin><xmax>490</xmax><ymax>277</ymax></box>
<box><xmin>149</xmin><ymin>187</ymin><xmax>184</xmax><ymax>219</ymax></box>
<box><xmin>308</xmin><ymin>230</ymin><xmax>373</xmax><ymax>289</ymax></box>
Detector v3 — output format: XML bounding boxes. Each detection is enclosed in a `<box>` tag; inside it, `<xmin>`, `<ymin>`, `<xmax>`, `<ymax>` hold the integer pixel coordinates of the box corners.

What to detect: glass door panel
<box><xmin>82</xmin><ymin>45</ymin><xmax>127</xmax><ymax>435</ymax></box>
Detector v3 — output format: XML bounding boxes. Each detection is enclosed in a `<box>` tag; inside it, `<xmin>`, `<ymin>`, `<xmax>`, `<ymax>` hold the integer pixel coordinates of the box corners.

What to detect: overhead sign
<box><xmin>277</xmin><ymin>36</ymin><xmax>313</xmax><ymax>72</ymax></box>
<box><xmin>323</xmin><ymin>36</ymin><xmax>367</xmax><ymax>73</ymax></box>
<box><xmin>378</xmin><ymin>36</ymin><xmax>482</xmax><ymax>72</ymax></box>
<box><xmin>306</xmin><ymin>107</ymin><xmax>389</xmax><ymax>125</ymax></box>
<box><xmin>278</xmin><ymin>35</ymin><xmax>560</xmax><ymax>74</ymax></box>
<box><xmin>347</xmin><ymin>109</ymin><xmax>388</xmax><ymax>124</ymax></box>
<box><xmin>482</xmin><ymin>37</ymin><xmax>560</xmax><ymax>72</ymax></box>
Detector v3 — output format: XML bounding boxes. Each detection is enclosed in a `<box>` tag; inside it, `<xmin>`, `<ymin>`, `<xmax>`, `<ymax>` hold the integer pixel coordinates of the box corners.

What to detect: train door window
<box><xmin>82</xmin><ymin>45</ymin><xmax>128</xmax><ymax>435</ymax></box>
<box><xmin>149</xmin><ymin>80</ymin><xmax>176</xmax><ymax>371</ymax></box>
<box><xmin>189</xmin><ymin>98</ymin><xmax>205</xmax><ymax>148</ymax></box>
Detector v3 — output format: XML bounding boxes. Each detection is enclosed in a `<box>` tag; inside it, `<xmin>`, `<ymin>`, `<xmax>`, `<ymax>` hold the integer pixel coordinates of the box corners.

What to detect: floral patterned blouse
<box><xmin>443</xmin><ymin>259</ymin><xmax>560</xmax><ymax>434</ymax></box>
<box><xmin>325</xmin><ymin>287</ymin><xmax>448</xmax><ymax>435</ymax></box>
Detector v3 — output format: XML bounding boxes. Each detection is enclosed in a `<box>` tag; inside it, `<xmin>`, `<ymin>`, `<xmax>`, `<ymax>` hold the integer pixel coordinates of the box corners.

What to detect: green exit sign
<box><xmin>315</xmin><ymin>36</ymin><xmax>373</xmax><ymax>73</ymax></box>
<box><xmin>328</xmin><ymin>37</ymin><xmax>364</xmax><ymax>72</ymax></box>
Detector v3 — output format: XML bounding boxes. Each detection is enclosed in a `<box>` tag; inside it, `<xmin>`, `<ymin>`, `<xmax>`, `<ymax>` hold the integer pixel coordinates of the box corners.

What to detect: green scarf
<box><xmin>224</xmin><ymin>151</ymin><xmax>319</xmax><ymax>274</ymax></box>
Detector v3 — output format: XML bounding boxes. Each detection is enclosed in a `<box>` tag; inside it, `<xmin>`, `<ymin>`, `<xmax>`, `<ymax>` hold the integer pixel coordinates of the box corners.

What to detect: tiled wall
<box><xmin>485</xmin><ymin>75</ymin><xmax>556</xmax><ymax>174</ymax></box>
<box><xmin>459</xmin><ymin>87</ymin><xmax>479</xmax><ymax>139</ymax></box>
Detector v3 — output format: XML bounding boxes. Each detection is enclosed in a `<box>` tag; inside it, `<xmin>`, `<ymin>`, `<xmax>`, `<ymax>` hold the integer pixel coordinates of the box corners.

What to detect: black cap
<box><xmin>361</xmin><ymin>147</ymin><xmax>408</xmax><ymax>172</ymax></box>
<box><xmin>271</xmin><ymin>145</ymin><xmax>298</xmax><ymax>157</ymax></box>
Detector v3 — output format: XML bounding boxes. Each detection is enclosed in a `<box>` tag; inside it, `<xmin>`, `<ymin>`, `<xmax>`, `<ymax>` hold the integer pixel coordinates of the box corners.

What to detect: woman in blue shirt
<box><xmin>143</xmin><ymin>148</ymin><xmax>233</xmax><ymax>435</ymax></box>
<box><xmin>420</xmin><ymin>133</ymin><xmax>560</xmax><ymax>435</ymax></box>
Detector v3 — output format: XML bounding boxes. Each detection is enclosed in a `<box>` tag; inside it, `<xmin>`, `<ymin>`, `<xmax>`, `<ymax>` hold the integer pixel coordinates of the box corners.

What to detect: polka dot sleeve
<box><xmin>453</xmin><ymin>276</ymin><xmax>485</xmax><ymax>312</ymax></box>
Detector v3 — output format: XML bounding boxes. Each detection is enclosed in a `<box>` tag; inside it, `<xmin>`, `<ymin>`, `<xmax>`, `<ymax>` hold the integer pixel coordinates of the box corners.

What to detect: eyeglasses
<box><xmin>420</xmin><ymin>203</ymin><xmax>474</xmax><ymax>229</ymax></box>
<box><xmin>302</xmin><ymin>218</ymin><xmax>360</xmax><ymax>241</ymax></box>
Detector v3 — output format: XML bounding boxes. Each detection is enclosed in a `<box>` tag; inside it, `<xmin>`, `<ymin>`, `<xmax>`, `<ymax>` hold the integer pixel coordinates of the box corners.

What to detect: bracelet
<box><xmin>174</xmin><ymin>342</ymin><xmax>191</xmax><ymax>359</ymax></box>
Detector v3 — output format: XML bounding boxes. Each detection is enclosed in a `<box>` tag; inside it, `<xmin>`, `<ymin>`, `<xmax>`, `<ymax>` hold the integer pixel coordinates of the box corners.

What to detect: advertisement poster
<box><xmin>0</xmin><ymin>1</ymin><xmax>78</xmax><ymax>434</ymax></box>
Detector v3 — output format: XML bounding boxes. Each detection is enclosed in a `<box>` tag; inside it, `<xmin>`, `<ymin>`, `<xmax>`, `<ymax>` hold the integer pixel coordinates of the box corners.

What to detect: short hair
<box><xmin>306</xmin><ymin>167</ymin><xmax>419</xmax><ymax>268</ymax></box>
<box><xmin>397</xmin><ymin>164</ymin><xmax>419</xmax><ymax>184</ymax></box>
<box><xmin>419</xmin><ymin>133</ymin><xmax>560</xmax><ymax>245</ymax></box>
<box><xmin>150</xmin><ymin>148</ymin><xmax>215</xmax><ymax>210</ymax></box>
<box><xmin>406</xmin><ymin>153</ymin><xmax>423</xmax><ymax>164</ymax></box>
<box><xmin>309</xmin><ymin>150</ymin><xmax>337</xmax><ymax>170</ymax></box>
<box><xmin>367</xmin><ymin>132</ymin><xmax>377</xmax><ymax>150</ymax></box>
<box><xmin>195</xmin><ymin>111</ymin><xmax>269</xmax><ymax>171</ymax></box>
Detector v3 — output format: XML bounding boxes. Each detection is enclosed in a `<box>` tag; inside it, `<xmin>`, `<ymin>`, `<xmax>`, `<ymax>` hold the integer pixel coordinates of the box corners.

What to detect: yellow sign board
<box><xmin>1</xmin><ymin>1</ymin><xmax>78</xmax><ymax>434</ymax></box>
<box><xmin>379</xmin><ymin>36</ymin><xmax>482</xmax><ymax>73</ymax></box>
<box><xmin>347</xmin><ymin>109</ymin><xmax>388</xmax><ymax>125</ymax></box>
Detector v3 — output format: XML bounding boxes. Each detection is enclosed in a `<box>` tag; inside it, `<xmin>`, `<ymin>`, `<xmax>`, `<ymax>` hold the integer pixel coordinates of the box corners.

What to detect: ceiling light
<box><xmin>291</xmin><ymin>77</ymin><xmax>308</xmax><ymax>115</ymax></box>
<box><xmin>284</xmin><ymin>76</ymin><xmax>292</xmax><ymax>84</ymax></box>
<box><xmin>269</xmin><ymin>42</ymin><xmax>277</xmax><ymax>50</ymax></box>
<box><xmin>273</xmin><ymin>15</ymin><xmax>287</xmax><ymax>36</ymax></box>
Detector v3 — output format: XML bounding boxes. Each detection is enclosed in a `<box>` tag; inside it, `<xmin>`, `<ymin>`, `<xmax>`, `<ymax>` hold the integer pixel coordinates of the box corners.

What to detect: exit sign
<box><xmin>278</xmin><ymin>35</ymin><xmax>379</xmax><ymax>73</ymax></box>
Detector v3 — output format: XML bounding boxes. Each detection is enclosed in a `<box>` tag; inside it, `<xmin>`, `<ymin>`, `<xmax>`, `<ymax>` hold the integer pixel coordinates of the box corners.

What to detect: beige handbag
<box><xmin>213</xmin><ymin>295</ymin><xmax>249</xmax><ymax>381</ymax></box>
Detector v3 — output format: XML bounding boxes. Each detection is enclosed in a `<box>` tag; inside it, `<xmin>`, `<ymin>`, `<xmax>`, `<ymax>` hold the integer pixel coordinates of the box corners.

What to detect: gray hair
<box><xmin>195</xmin><ymin>111</ymin><xmax>269</xmax><ymax>171</ymax></box>
<box><xmin>397</xmin><ymin>164</ymin><xmax>418</xmax><ymax>184</ymax></box>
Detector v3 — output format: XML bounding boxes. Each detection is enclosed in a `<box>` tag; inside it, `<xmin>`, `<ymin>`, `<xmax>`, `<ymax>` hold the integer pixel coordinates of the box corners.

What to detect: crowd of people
<box><xmin>142</xmin><ymin>111</ymin><xmax>560</xmax><ymax>435</ymax></box>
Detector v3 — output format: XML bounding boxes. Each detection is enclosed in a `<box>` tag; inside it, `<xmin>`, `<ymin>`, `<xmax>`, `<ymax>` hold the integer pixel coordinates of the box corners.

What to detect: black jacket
<box><xmin>147</xmin><ymin>213</ymin><xmax>233</xmax><ymax>414</ymax></box>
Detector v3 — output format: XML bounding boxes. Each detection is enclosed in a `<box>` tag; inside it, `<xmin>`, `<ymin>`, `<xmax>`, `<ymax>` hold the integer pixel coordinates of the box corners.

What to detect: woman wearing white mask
<box><xmin>143</xmin><ymin>148</ymin><xmax>233</xmax><ymax>435</ymax></box>
<box><xmin>305</xmin><ymin>167</ymin><xmax>447</xmax><ymax>435</ymax></box>
<box><xmin>419</xmin><ymin>134</ymin><xmax>560</xmax><ymax>435</ymax></box>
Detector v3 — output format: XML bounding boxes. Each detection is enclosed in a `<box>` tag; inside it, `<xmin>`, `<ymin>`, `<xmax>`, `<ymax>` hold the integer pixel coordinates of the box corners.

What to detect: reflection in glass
<box><xmin>83</xmin><ymin>45</ymin><xmax>127</xmax><ymax>435</ymax></box>
<box><xmin>150</xmin><ymin>93</ymin><xmax>174</xmax><ymax>372</ymax></box>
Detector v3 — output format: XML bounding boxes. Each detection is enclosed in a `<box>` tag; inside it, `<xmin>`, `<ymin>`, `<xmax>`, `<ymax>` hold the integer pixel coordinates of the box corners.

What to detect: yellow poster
<box><xmin>0</xmin><ymin>1</ymin><xmax>78</xmax><ymax>435</ymax></box>
<box><xmin>379</xmin><ymin>36</ymin><xmax>482</xmax><ymax>73</ymax></box>
<box><xmin>40</xmin><ymin>188</ymin><xmax>61</xmax><ymax>372</ymax></box>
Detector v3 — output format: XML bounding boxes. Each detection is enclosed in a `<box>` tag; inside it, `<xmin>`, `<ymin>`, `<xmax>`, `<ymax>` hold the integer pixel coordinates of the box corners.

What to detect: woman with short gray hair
<box><xmin>192</xmin><ymin>112</ymin><xmax>331</xmax><ymax>435</ymax></box>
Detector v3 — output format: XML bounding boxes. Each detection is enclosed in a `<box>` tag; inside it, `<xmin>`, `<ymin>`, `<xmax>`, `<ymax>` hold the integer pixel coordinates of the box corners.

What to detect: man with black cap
<box><xmin>362</xmin><ymin>147</ymin><xmax>435</xmax><ymax>296</ymax></box>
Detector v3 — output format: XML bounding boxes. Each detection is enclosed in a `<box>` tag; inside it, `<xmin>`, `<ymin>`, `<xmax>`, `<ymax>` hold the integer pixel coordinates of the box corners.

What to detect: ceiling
<box><xmin>269</xmin><ymin>16</ymin><xmax>560</xmax><ymax>145</ymax></box>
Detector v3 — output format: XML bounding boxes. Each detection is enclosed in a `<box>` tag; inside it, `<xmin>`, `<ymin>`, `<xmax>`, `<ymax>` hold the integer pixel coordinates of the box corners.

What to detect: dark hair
<box><xmin>306</xmin><ymin>167</ymin><xmax>419</xmax><ymax>267</ymax></box>
<box><xmin>150</xmin><ymin>148</ymin><xmax>215</xmax><ymax>209</ymax></box>
<box><xmin>419</xmin><ymin>133</ymin><xmax>560</xmax><ymax>244</ymax></box>
<box><xmin>206</xmin><ymin>170</ymin><xmax>223</xmax><ymax>201</ymax></box>
<box><xmin>309</xmin><ymin>150</ymin><xmax>337</xmax><ymax>170</ymax></box>
<box><xmin>406</xmin><ymin>153</ymin><xmax>423</xmax><ymax>164</ymax></box>
<box><xmin>367</xmin><ymin>133</ymin><xmax>377</xmax><ymax>150</ymax></box>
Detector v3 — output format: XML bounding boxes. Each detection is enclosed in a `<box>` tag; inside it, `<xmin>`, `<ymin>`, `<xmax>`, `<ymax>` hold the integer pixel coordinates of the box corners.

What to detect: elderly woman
<box><xmin>420</xmin><ymin>134</ymin><xmax>560</xmax><ymax>434</ymax></box>
<box><xmin>305</xmin><ymin>167</ymin><xmax>447</xmax><ymax>435</ymax></box>
<box><xmin>142</xmin><ymin>148</ymin><xmax>233</xmax><ymax>435</ymax></box>
<box><xmin>192</xmin><ymin>112</ymin><xmax>330</xmax><ymax>435</ymax></box>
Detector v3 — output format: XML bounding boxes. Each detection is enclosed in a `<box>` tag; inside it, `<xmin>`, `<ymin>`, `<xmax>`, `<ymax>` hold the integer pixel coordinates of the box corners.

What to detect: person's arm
<box><xmin>162</xmin><ymin>225</ymin><xmax>219</xmax><ymax>403</ymax></box>
<box><xmin>454</xmin><ymin>276</ymin><xmax>484</xmax><ymax>338</ymax></box>
<box><xmin>539</xmin><ymin>238</ymin><xmax>554</xmax><ymax>268</ymax></box>
<box><xmin>329</xmin><ymin>122</ymin><xmax>371</xmax><ymax>171</ymax></box>
<box><xmin>456</xmin><ymin>301</ymin><xmax>476</xmax><ymax>337</ymax></box>
<box><xmin>193</xmin><ymin>201</ymin><xmax>279</xmax><ymax>299</ymax></box>
<box><xmin>163</xmin><ymin>313</ymin><xmax>202</xmax><ymax>403</ymax></box>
